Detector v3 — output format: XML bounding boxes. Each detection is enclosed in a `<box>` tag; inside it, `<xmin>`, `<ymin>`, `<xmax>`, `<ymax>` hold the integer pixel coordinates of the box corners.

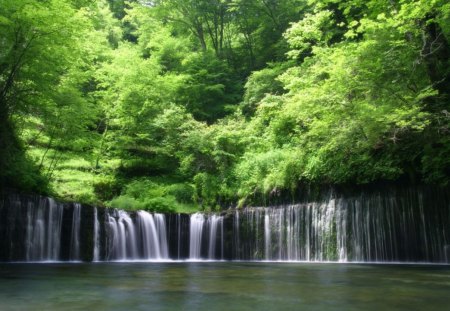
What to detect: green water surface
<box><xmin>0</xmin><ymin>262</ymin><xmax>449</xmax><ymax>310</ymax></box>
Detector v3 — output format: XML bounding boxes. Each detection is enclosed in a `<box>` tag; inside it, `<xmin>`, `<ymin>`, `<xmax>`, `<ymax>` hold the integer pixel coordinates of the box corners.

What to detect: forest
<box><xmin>0</xmin><ymin>0</ymin><xmax>449</xmax><ymax>213</ymax></box>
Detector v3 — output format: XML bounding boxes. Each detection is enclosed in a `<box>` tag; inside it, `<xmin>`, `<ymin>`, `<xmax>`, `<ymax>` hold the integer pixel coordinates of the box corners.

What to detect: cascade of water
<box><xmin>285</xmin><ymin>205</ymin><xmax>298</xmax><ymax>260</ymax></box>
<box><xmin>124</xmin><ymin>211</ymin><xmax>138</xmax><ymax>258</ymax></box>
<box><xmin>335</xmin><ymin>199</ymin><xmax>347</xmax><ymax>262</ymax></box>
<box><xmin>116</xmin><ymin>212</ymin><xmax>129</xmax><ymax>259</ymax></box>
<box><xmin>234</xmin><ymin>210</ymin><xmax>240</xmax><ymax>260</ymax></box>
<box><xmin>220</xmin><ymin>216</ymin><xmax>224</xmax><ymax>259</ymax></box>
<box><xmin>26</xmin><ymin>201</ymin><xmax>43</xmax><ymax>261</ymax></box>
<box><xmin>257</xmin><ymin>201</ymin><xmax>351</xmax><ymax>261</ymax></box>
<box><xmin>70</xmin><ymin>203</ymin><xmax>82</xmax><ymax>261</ymax></box>
<box><xmin>277</xmin><ymin>208</ymin><xmax>283</xmax><ymax>260</ymax></box>
<box><xmin>106</xmin><ymin>209</ymin><xmax>133</xmax><ymax>260</ymax></box>
<box><xmin>3</xmin><ymin>185</ymin><xmax>450</xmax><ymax>263</ymax></box>
<box><xmin>104</xmin><ymin>209</ymin><xmax>170</xmax><ymax>261</ymax></box>
<box><xmin>49</xmin><ymin>199</ymin><xmax>63</xmax><ymax>260</ymax></box>
<box><xmin>26</xmin><ymin>198</ymin><xmax>63</xmax><ymax>261</ymax></box>
<box><xmin>207</xmin><ymin>215</ymin><xmax>224</xmax><ymax>259</ymax></box>
<box><xmin>106</xmin><ymin>209</ymin><xmax>119</xmax><ymax>260</ymax></box>
<box><xmin>264</xmin><ymin>213</ymin><xmax>271</xmax><ymax>260</ymax></box>
<box><xmin>93</xmin><ymin>207</ymin><xmax>100</xmax><ymax>262</ymax></box>
<box><xmin>154</xmin><ymin>214</ymin><xmax>169</xmax><ymax>259</ymax></box>
<box><xmin>137</xmin><ymin>211</ymin><xmax>159</xmax><ymax>259</ymax></box>
<box><xmin>189</xmin><ymin>213</ymin><xmax>205</xmax><ymax>259</ymax></box>
<box><xmin>229</xmin><ymin>188</ymin><xmax>450</xmax><ymax>262</ymax></box>
<box><xmin>137</xmin><ymin>211</ymin><xmax>167</xmax><ymax>260</ymax></box>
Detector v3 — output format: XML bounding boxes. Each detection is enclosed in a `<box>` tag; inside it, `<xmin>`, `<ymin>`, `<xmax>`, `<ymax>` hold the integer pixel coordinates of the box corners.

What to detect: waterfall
<box><xmin>234</xmin><ymin>210</ymin><xmax>240</xmax><ymax>260</ymax></box>
<box><xmin>106</xmin><ymin>210</ymin><xmax>119</xmax><ymax>260</ymax></box>
<box><xmin>137</xmin><ymin>211</ymin><xmax>169</xmax><ymax>260</ymax></box>
<box><xmin>25</xmin><ymin>198</ymin><xmax>63</xmax><ymax>261</ymax></box>
<box><xmin>264</xmin><ymin>213</ymin><xmax>271</xmax><ymax>260</ymax></box>
<box><xmin>105</xmin><ymin>209</ymin><xmax>169</xmax><ymax>261</ymax></box>
<box><xmin>70</xmin><ymin>203</ymin><xmax>82</xmax><ymax>261</ymax></box>
<box><xmin>106</xmin><ymin>209</ymin><xmax>137</xmax><ymax>260</ymax></box>
<box><xmin>137</xmin><ymin>211</ymin><xmax>160</xmax><ymax>259</ymax></box>
<box><xmin>154</xmin><ymin>214</ymin><xmax>169</xmax><ymax>258</ymax></box>
<box><xmin>93</xmin><ymin>207</ymin><xmax>100</xmax><ymax>262</ymax></box>
<box><xmin>220</xmin><ymin>216</ymin><xmax>224</xmax><ymax>259</ymax></box>
<box><xmin>208</xmin><ymin>215</ymin><xmax>224</xmax><ymax>259</ymax></box>
<box><xmin>229</xmin><ymin>189</ymin><xmax>450</xmax><ymax>262</ymax></box>
<box><xmin>122</xmin><ymin>211</ymin><xmax>138</xmax><ymax>258</ymax></box>
<box><xmin>188</xmin><ymin>213</ymin><xmax>224</xmax><ymax>260</ymax></box>
<box><xmin>251</xmin><ymin>202</ymin><xmax>363</xmax><ymax>261</ymax></box>
<box><xmin>189</xmin><ymin>213</ymin><xmax>205</xmax><ymax>259</ymax></box>
<box><xmin>1</xmin><ymin>185</ymin><xmax>449</xmax><ymax>263</ymax></box>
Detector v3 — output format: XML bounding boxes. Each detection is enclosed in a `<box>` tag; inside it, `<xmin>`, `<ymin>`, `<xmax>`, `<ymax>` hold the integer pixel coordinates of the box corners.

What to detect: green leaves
<box><xmin>228</xmin><ymin>0</ymin><xmax>450</xmax><ymax>202</ymax></box>
<box><xmin>285</xmin><ymin>10</ymin><xmax>334</xmax><ymax>59</ymax></box>
<box><xmin>2</xmin><ymin>0</ymin><xmax>449</xmax><ymax>209</ymax></box>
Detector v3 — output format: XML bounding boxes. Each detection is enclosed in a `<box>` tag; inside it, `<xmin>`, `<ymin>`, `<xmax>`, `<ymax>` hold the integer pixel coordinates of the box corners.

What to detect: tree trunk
<box><xmin>422</xmin><ymin>20</ymin><xmax>450</xmax><ymax>99</ymax></box>
<box><xmin>195</xmin><ymin>23</ymin><xmax>207</xmax><ymax>51</ymax></box>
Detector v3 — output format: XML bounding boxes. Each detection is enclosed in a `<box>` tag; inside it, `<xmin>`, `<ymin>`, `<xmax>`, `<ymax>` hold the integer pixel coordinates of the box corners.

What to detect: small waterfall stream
<box><xmin>188</xmin><ymin>213</ymin><xmax>225</xmax><ymax>260</ymax></box>
<box><xmin>189</xmin><ymin>213</ymin><xmax>205</xmax><ymax>259</ymax></box>
<box><xmin>1</xmin><ymin>185</ymin><xmax>449</xmax><ymax>263</ymax></box>
<box><xmin>70</xmin><ymin>203</ymin><xmax>81</xmax><ymax>261</ymax></box>
<box><xmin>25</xmin><ymin>198</ymin><xmax>63</xmax><ymax>261</ymax></box>
<box><xmin>93</xmin><ymin>207</ymin><xmax>100</xmax><ymax>262</ymax></box>
<box><xmin>105</xmin><ymin>209</ymin><xmax>169</xmax><ymax>260</ymax></box>
<box><xmin>136</xmin><ymin>211</ymin><xmax>167</xmax><ymax>259</ymax></box>
<box><xmin>207</xmin><ymin>215</ymin><xmax>224</xmax><ymax>259</ymax></box>
<box><xmin>154</xmin><ymin>214</ymin><xmax>169</xmax><ymax>258</ymax></box>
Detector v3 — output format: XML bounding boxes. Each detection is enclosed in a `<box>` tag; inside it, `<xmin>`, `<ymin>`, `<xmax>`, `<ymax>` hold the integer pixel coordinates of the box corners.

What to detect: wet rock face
<box><xmin>79</xmin><ymin>204</ymin><xmax>95</xmax><ymax>262</ymax></box>
<box><xmin>166</xmin><ymin>213</ymin><xmax>190</xmax><ymax>259</ymax></box>
<box><xmin>0</xmin><ymin>194</ymin><xmax>28</xmax><ymax>261</ymax></box>
<box><xmin>1</xmin><ymin>185</ymin><xmax>450</xmax><ymax>263</ymax></box>
<box><xmin>0</xmin><ymin>194</ymin><xmax>87</xmax><ymax>262</ymax></box>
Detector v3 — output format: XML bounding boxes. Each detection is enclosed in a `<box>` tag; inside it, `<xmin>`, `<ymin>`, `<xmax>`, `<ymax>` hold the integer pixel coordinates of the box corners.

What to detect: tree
<box><xmin>0</xmin><ymin>0</ymin><xmax>97</xmax><ymax>191</ymax></box>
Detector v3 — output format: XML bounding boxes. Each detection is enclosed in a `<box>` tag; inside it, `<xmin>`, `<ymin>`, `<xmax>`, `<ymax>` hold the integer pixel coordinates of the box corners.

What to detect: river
<box><xmin>1</xmin><ymin>262</ymin><xmax>449</xmax><ymax>310</ymax></box>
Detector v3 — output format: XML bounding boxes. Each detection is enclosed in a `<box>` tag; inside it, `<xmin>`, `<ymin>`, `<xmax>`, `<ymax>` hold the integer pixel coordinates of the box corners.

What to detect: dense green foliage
<box><xmin>1</xmin><ymin>0</ymin><xmax>449</xmax><ymax>211</ymax></box>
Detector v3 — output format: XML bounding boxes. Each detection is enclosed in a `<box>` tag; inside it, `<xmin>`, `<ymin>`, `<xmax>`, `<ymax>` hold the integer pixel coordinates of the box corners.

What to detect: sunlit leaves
<box><xmin>284</xmin><ymin>10</ymin><xmax>333</xmax><ymax>59</ymax></box>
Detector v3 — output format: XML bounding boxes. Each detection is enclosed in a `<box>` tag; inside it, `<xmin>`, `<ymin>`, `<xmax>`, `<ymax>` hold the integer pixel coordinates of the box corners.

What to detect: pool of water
<box><xmin>0</xmin><ymin>262</ymin><xmax>449</xmax><ymax>310</ymax></box>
